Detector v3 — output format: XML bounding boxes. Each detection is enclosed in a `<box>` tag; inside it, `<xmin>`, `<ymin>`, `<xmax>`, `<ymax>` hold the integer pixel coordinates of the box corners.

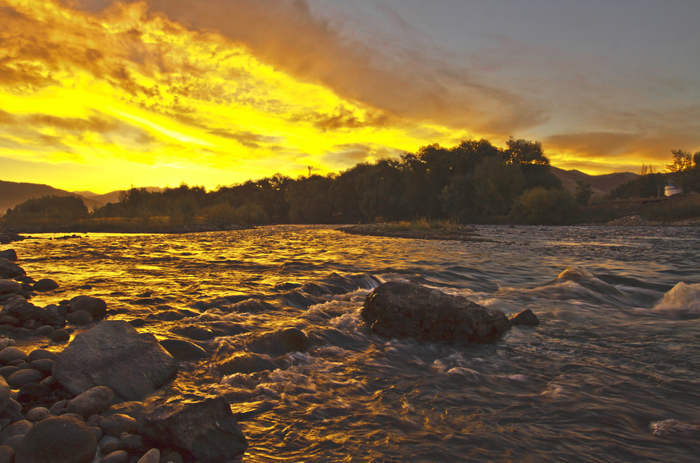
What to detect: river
<box><xmin>7</xmin><ymin>225</ymin><xmax>700</xmax><ymax>462</ymax></box>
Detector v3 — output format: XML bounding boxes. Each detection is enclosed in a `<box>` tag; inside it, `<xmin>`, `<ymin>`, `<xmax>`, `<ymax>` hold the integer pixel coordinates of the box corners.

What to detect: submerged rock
<box><xmin>361</xmin><ymin>281</ymin><xmax>510</xmax><ymax>343</ymax></box>
<box><xmin>52</xmin><ymin>320</ymin><xmax>177</xmax><ymax>401</ymax></box>
<box><xmin>246</xmin><ymin>328</ymin><xmax>309</xmax><ymax>356</ymax></box>
<box><xmin>33</xmin><ymin>279</ymin><xmax>59</xmax><ymax>292</ymax></box>
<box><xmin>68</xmin><ymin>296</ymin><xmax>107</xmax><ymax>319</ymax></box>
<box><xmin>509</xmin><ymin>309</ymin><xmax>540</xmax><ymax>326</ymax></box>
<box><xmin>158</xmin><ymin>339</ymin><xmax>209</xmax><ymax>361</ymax></box>
<box><xmin>216</xmin><ymin>352</ymin><xmax>278</xmax><ymax>375</ymax></box>
<box><xmin>139</xmin><ymin>396</ymin><xmax>247</xmax><ymax>461</ymax></box>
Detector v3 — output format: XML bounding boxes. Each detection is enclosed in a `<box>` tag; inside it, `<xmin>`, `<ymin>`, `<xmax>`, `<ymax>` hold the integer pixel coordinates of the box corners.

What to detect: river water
<box><xmin>7</xmin><ymin>225</ymin><xmax>700</xmax><ymax>462</ymax></box>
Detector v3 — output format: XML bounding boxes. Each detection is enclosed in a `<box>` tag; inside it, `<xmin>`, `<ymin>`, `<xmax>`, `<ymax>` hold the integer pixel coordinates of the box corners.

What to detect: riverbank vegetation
<box><xmin>2</xmin><ymin>140</ymin><xmax>700</xmax><ymax>231</ymax></box>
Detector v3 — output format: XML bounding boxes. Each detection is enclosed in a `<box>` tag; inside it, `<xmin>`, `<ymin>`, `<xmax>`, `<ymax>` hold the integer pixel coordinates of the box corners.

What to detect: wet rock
<box><xmin>0</xmin><ymin>346</ymin><xmax>26</xmax><ymax>364</ymax></box>
<box><xmin>15</xmin><ymin>415</ymin><xmax>97</xmax><ymax>463</ymax></box>
<box><xmin>158</xmin><ymin>339</ymin><xmax>209</xmax><ymax>361</ymax></box>
<box><xmin>170</xmin><ymin>325</ymin><xmax>214</xmax><ymax>341</ymax></box>
<box><xmin>246</xmin><ymin>328</ymin><xmax>309</xmax><ymax>356</ymax></box>
<box><xmin>49</xmin><ymin>329</ymin><xmax>70</xmax><ymax>342</ymax></box>
<box><xmin>102</xmin><ymin>401</ymin><xmax>144</xmax><ymax>419</ymax></box>
<box><xmin>66</xmin><ymin>310</ymin><xmax>93</xmax><ymax>326</ymax></box>
<box><xmin>53</xmin><ymin>320</ymin><xmax>177</xmax><ymax>401</ymax></box>
<box><xmin>139</xmin><ymin>396</ymin><xmax>247</xmax><ymax>461</ymax></box>
<box><xmin>7</xmin><ymin>369</ymin><xmax>43</xmax><ymax>388</ymax></box>
<box><xmin>509</xmin><ymin>309</ymin><xmax>540</xmax><ymax>327</ymax></box>
<box><xmin>0</xmin><ymin>280</ymin><xmax>21</xmax><ymax>295</ymax></box>
<box><xmin>99</xmin><ymin>413</ymin><xmax>138</xmax><ymax>437</ymax></box>
<box><xmin>138</xmin><ymin>448</ymin><xmax>160</xmax><ymax>463</ymax></box>
<box><xmin>68</xmin><ymin>295</ymin><xmax>107</xmax><ymax>319</ymax></box>
<box><xmin>0</xmin><ymin>259</ymin><xmax>24</xmax><ymax>280</ymax></box>
<box><xmin>361</xmin><ymin>281</ymin><xmax>510</xmax><ymax>343</ymax></box>
<box><xmin>102</xmin><ymin>450</ymin><xmax>129</xmax><ymax>463</ymax></box>
<box><xmin>66</xmin><ymin>386</ymin><xmax>114</xmax><ymax>417</ymax></box>
<box><xmin>217</xmin><ymin>352</ymin><xmax>278</xmax><ymax>375</ymax></box>
<box><xmin>0</xmin><ymin>250</ymin><xmax>17</xmax><ymax>261</ymax></box>
<box><xmin>34</xmin><ymin>325</ymin><xmax>54</xmax><ymax>336</ymax></box>
<box><xmin>25</xmin><ymin>406</ymin><xmax>50</xmax><ymax>422</ymax></box>
<box><xmin>33</xmin><ymin>279</ymin><xmax>59</xmax><ymax>292</ymax></box>
<box><xmin>208</xmin><ymin>321</ymin><xmax>248</xmax><ymax>337</ymax></box>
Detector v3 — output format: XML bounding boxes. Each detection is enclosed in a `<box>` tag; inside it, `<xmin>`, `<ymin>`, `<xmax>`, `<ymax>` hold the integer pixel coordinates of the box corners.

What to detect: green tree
<box><xmin>575</xmin><ymin>180</ymin><xmax>593</xmax><ymax>205</ymax></box>
<box><xmin>513</xmin><ymin>187</ymin><xmax>577</xmax><ymax>224</ymax></box>
<box><xmin>473</xmin><ymin>157</ymin><xmax>524</xmax><ymax>216</ymax></box>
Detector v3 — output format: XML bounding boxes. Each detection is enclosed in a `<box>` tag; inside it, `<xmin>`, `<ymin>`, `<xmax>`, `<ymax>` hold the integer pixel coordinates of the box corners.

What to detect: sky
<box><xmin>1</xmin><ymin>0</ymin><xmax>699</xmax><ymax>193</ymax></box>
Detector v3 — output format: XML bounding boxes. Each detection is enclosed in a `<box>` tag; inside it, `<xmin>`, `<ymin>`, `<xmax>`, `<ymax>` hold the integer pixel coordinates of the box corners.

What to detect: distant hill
<box><xmin>550</xmin><ymin>167</ymin><xmax>639</xmax><ymax>196</ymax></box>
<box><xmin>0</xmin><ymin>181</ymin><xmax>164</xmax><ymax>214</ymax></box>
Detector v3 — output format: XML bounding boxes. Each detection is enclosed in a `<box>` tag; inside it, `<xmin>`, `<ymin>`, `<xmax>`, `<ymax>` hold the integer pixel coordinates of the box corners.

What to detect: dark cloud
<box><xmin>209</xmin><ymin>129</ymin><xmax>283</xmax><ymax>148</ymax></box>
<box><xmin>27</xmin><ymin>114</ymin><xmax>121</xmax><ymax>133</ymax></box>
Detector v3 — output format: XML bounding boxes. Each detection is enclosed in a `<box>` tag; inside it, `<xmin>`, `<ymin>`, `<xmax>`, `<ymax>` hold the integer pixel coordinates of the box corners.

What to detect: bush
<box><xmin>513</xmin><ymin>187</ymin><xmax>577</xmax><ymax>224</ymax></box>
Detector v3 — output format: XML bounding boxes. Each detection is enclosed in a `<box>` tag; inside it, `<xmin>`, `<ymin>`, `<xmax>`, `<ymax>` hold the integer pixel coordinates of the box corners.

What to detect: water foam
<box><xmin>653</xmin><ymin>282</ymin><xmax>700</xmax><ymax>314</ymax></box>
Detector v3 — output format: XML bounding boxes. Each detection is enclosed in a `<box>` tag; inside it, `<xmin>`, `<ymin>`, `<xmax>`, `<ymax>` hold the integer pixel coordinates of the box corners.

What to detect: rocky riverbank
<box><xmin>604</xmin><ymin>215</ymin><xmax>700</xmax><ymax>226</ymax></box>
<box><xmin>0</xmin><ymin>223</ymin><xmax>249</xmax><ymax>235</ymax></box>
<box><xmin>0</xmin><ymin>250</ymin><xmax>248</xmax><ymax>463</ymax></box>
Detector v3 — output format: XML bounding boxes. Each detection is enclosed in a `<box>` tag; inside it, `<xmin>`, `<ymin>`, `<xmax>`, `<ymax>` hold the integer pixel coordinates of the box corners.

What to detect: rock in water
<box><xmin>139</xmin><ymin>396</ymin><xmax>248</xmax><ymax>461</ymax></box>
<box><xmin>361</xmin><ymin>281</ymin><xmax>510</xmax><ymax>343</ymax></box>
<box><xmin>15</xmin><ymin>416</ymin><xmax>97</xmax><ymax>463</ymax></box>
<box><xmin>0</xmin><ymin>280</ymin><xmax>21</xmax><ymax>295</ymax></box>
<box><xmin>33</xmin><ymin>279</ymin><xmax>59</xmax><ymax>292</ymax></box>
<box><xmin>0</xmin><ymin>259</ymin><xmax>24</xmax><ymax>279</ymax></box>
<box><xmin>158</xmin><ymin>339</ymin><xmax>209</xmax><ymax>361</ymax></box>
<box><xmin>68</xmin><ymin>296</ymin><xmax>107</xmax><ymax>319</ymax></box>
<box><xmin>509</xmin><ymin>309</ymin><xmax>540</xmax><ymax>326</ymax></box>
<box><xmin>0</xmin><ymin>250</ymin><xmax>17</xmax><ymax>261</ymax></box>
<box><xmin>52</xmin><ymin>320</ymin><xmax>177</xmax><ymax>401</ymax></box>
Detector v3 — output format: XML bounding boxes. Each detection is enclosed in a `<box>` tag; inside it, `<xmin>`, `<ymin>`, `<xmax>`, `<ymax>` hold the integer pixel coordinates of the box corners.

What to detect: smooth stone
<box><xmin>100</xmin><ymin>441</ymin><xmax>120</xmax><ymax>455</ymax></box>
<box><xmin>2</xmin><ymin>399</ymin><xmax>22</xmax><ymax>423</ymax></box>
<box><xmin>0</xmin><ymin>420</ymin><xmax>31</xmax><ymax>444</ymax></box>
<box><xmin>33</xmin><ymin>279</ymin><xmax>59</xmax><ymax>292</ymax></box>
<box><xmin>509</xmin><ymin>308</ymin><xmax>541</xmax><ymax>326</ymax></box>
<box><xmin>158</xmin><ymin>339</ymin><xmax>209</xmax><ymax>361</ymax></box>
<box><xmin>66</xmin><ymin>310</ymin><xmax>93</xmax><ymax>326</ymax></box>
<box><xmin>0</xmin><ymin>280</ymin><xmax>21</xmax><ymax>296</ymax></box>
<box><xmin>49</xmin><ymin>329</ymin><xmax>70</xmax><ymax>342</ymax></box>
<box><xmin>137</xmin><ymin>448</ymin><xmax>160</xmax><ymax>463</ymax></box>
<box><xmin>0</xmin><ymin>347</ymin><xmax>27</xmax><ymax>364</ymax></box>
<box><xmin>34</xmin><ymin>325</ymin><xmax>54</xmax><ymax>336</ymax></box>
<box><xmin>91</xmin><ymin>426</ymin><xmax>103</xmax><ymax>441</ymax></box>
<box><xmin>0</xmin><ymin>445</ymin><xmax>14</xmax><ymax>463</ymax></box>
<box><xmin>0</xmin><ymin>250</ymin><xmax>17</xmax><ymax>261</ymax></box>
<box><xmin>2</xmin><ymin>435</ymin><xmax>23</xmax><ymax>452</ymax></box>
<box><xmin>99</xmin><ymin>414</ymin><xmax>138</xmax><ymax>437</ymax></box>
<box><xmin>53</xmin><ymin>321</ymin><xmax>177</xmax><ymax>401</ymax></box>
<box><xmin>49</xmin><ymin>399</ymin><xmax>68</xmax><ymax>415</ymax></box>
<box><xmin>138</xmin><ymin>397</ymin><xmax>247</xmax><ymax>461</ymax></box>
<box><xmin>361</xmin><ymin>281</ymin><xmax>510</xmax><ymax>343</ymax></box>
<box><xmin>39</xmin><ymin>375</ymin><xmax>57</xmax><ymax>388</ymax></box>
<box><xmin>98</xmin><ymin>434</ymin><xmax>119</xmax><ymax>449</ymax></box>
<box><xmin>0</xmin><ymin>298</ymin><xmax>44</xmax><ymax>323</ymax></box>
<box><xmin>25</xmin><ymin>406</ymin><xmax>51</xmax><ymax>422</ymax></box>
<box><xmin>0</xmin><ymin>367</ymin><xmax>18</xmax><ymax>379</ymax></box>
<box><xmin>68</xmin><ymin>296</ymin><xmax>107</xmax><ymax>319</ymax></box>
<box><xmin>30</xmin><ymin>359</ymin><xmax>55</xmax><ymax>373</ymax></box>
<box><xmin>6</xmin><ymin>369</ymin><xmax>43</xmax><ymax>389</ymax></box>
<box><xmin>15</xmin><ymin>416</ymin><xmax>97</xmax><ymax>463</ymax></box>
<box><xmin>118</xmin><ymin>432</ymin><xmax>148</xmax><ymax>453</ymax></box>
<box><xmin>66</xmin><ymin>386</ymin><xmax>114</xmax><ymax>417</ymax></box>
<box><xmin>101</xmin><ymin>450</ymin><xmax>129</xmax><ymax>463</ymax></box>
<box><xmin>0</xmin><ymin>259</ymin><xmax>24</xmax><ymax>280</ymax></box>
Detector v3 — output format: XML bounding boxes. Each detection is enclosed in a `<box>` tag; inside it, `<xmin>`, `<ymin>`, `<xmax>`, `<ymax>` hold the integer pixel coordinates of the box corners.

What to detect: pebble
<box><xmin>49</xmin><ymin>329</ymin><xmax>70</xmax><ymax>342</ymax></box>
<box><xmin>66</xmin><ymin>310</ymin><xmax>93</xmax><ymax>326</ymax></box>
<box><xmin>25</xmin><ymin>406</ymin><xmax>51</xmax><ymax>422</ymax></box>
<box><xmin>28</xmin><ymin>349</ymin><xmax>59</xmax><ymax>362</ymax></box>
<box><xmin>0</xmin><ymin>420</ymin><xmax>32</xmax><ymax>443</ymax></box>
<box><xmin>100</xmin><ymin>414</ymin><xmax>138</xmax><ymax>437</ymax></box>
<box><xmin>6</xmin><ymin>369</ymin><xmax>43</xmax><ymax>388</ymax></box>
<box><xmin>2</xmin><ymin>434</ymin><xmax>23</xmax><ymax>452</ymax></box>
<box><xmin>34</xmin><ymin>325</ymin><xmax>55</xmax><ymax>336</ymax></box>
<box><xmin>0</xmin><ymin>347</ymin><xmax>27</xmax><ymax>363</ymax></box>
<box><xmin>15</xmin><ymin>415</ymin><xmax>97</xmax><ymax>463</ymax></box>
<box><xmin>137</xmin><ymin>448</ymin><xmax>160</xmax><ymax>463</ymax></box>
<box><xmin>32</xmin><ymin>279</ymin><xmax>59</xmax><ymax>292</ymax></box>
<box><xmin>101</xmin><ymin>450</ymin><xmax>129</xmax><ymax>463</ymax></box>
<box><xmin>30</xmin><ymin>359</ymin><xmax>55</xmax><ymax>373</ymax></box>
<box><xmin>66</xmin><ymin>386</ymin><xmax>114</xmax><ymax>417</ymax></box>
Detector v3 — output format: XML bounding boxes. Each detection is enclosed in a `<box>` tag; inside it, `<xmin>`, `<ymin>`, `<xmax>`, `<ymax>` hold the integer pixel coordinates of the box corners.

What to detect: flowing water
<box><xmin>6</xmin><ymin>225</ymin><xmax>700</xmax><ymax>462</ymax></box>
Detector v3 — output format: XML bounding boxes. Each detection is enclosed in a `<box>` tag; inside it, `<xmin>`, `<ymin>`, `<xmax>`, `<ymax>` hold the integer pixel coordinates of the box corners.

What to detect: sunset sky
<box><xmin>1</xmin><ymin>0</ymin><xmax>699</xmax><ymax>193</ymax></box>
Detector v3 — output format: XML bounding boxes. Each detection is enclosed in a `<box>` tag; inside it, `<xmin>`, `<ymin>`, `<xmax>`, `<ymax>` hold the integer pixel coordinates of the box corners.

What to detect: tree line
<box><xmin>4</xmin><ymin>140</ymin><xmax>699</xmax><ymax>228</ymax></box>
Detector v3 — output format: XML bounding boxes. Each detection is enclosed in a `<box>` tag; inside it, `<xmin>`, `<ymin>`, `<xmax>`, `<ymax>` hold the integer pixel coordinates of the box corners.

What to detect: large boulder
<box><xmin>361</xmin><ymin>281</ymin><xmax>510</xmax><ymax>343</ymax></box>
<box><xmin>15</xmin><ymin>416</ymin><xmax>97</xmax><ymax>463</ymax></box>
<box><xmin>0</xmin><ymin>259</ymin><xmax>24</xmax><ymax>279</ymax></box>
<box><xmin>52</xmin><ymin>320</ymin><xmax>177</xmax><ymax>401</ymax></box>
<box><xmin>139</xmin><ymin>396</ymin><xmax>247</xmax><ymax>461</ymax></box>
